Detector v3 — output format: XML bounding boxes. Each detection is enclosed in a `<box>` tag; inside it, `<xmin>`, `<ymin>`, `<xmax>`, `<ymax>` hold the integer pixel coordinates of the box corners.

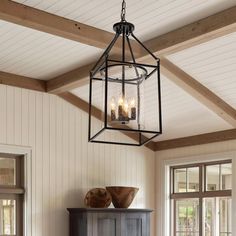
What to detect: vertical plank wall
<box><xmin>0</xmin><ymin>84</ymin><xmax>156</xmax><ymax>236</ymax></box>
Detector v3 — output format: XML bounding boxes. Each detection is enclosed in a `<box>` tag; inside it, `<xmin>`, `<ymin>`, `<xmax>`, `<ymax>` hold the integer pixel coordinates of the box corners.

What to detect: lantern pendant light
<box><xmin>88</xmin><ymin>0</ymin><xmax>162</xmax><ymax>146</ymax></box>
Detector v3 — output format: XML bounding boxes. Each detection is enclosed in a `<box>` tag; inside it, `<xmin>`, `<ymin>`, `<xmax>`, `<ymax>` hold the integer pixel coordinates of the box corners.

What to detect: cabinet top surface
<box><xmin>67</xmin><ymin>208</ymin><xmax>153</xmax><ymax>213</ymax></box>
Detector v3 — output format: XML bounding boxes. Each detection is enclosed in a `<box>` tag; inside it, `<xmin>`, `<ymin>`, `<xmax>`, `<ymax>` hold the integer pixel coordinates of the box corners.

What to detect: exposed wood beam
<box><xmin>47</xmin><ymin>63</ymin><xmax>93</xmax><ymax>94</ymax></box>
<box><xmin>59</xmin><ymin>91</ymin><xmax>102</xmax><ymax>120</ymax></box>
<box><xmin>49</xmin><ymin>58</ymin><xmax>236</xmax><ymax>127</ymax></box>
<box><xmin>144</xmin><ymin>6</ymin><xmax>236</xmax><ymax>56</ymax></box>
<box><xmin>0</xmin><ymin>0</ymin><xmax>141</xmax><ymax>55</ymax></box>
<box><xmin>0</xmin><ymin>71</ymin><xmax>46</xmax><ymax>92</ymax></box>
<box><xmin>46</xmin><ymin>6</ymin><xmax>236</xmax><ymax>94</ymax></box>
<box><xmin>47</xmin><ymin>55</ymin><xmax>131</xmax><ymax>94</ymax></box>
<box><xmin>161</xmin><ymin>58</ymin><xmax>236</xmax><ymax>127</ymax></box>
<box><xmin>58</xmin><ymin>92</ymin><xmax>156</xmax><ymax>151</ymax></box>
<box><xmin>155</xmin><ymin>129</ymin><xmax>236</xmax><ymax>151</ymax></box>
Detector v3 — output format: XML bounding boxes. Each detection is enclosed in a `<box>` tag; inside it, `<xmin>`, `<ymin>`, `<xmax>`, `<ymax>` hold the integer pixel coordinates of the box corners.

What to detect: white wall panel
<box><xmin>0</xmin><ymin>84</ymin><xmax>156</xmax><ymax>236</ymax></box>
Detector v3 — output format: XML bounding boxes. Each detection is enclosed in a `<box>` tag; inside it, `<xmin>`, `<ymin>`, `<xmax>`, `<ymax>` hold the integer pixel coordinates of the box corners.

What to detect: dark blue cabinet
<box><xmin>68</xmin><ymin>208</ymin><xmax>152</xmax><ymax>236</ymax></box>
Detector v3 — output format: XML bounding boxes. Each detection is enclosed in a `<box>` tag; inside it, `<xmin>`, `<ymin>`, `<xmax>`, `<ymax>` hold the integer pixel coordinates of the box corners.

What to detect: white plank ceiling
<box><xmin>13</xmin><ymin>0</ymin><xmax>236</xmax><ymax>40</ymax></box>
<box><xmin>0</xmin><ymin>0</ymin><xmax>235</xmax><ymax>141</ymax></box>
<box><xmin>1</xmin><ymin>0</ymin><xmax>235</xmax><ymax>80</ymax></box>
<box><xmin>0</xmin><ymin>20</ymin><xmax>103</xmax><ymax>80</ymax></box>
<box><xmin>167</xmin><ymin>33</ymin><xmax>236</xmax><ymax>109</ymax></box>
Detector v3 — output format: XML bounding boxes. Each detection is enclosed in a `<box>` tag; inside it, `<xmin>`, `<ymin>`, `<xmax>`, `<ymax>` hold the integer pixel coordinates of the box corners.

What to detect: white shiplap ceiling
<box><xmin>167</xmin><ymin>32</ymin><xmax>236</xmax><ymax>109</ymax></box>
<box><xmin>0</xmin><ymin>0</ymin><xmax>235</xmax><ymax>141</ymax></box>
<box><xmin>13</xmin><ymin>0</ymin><xmax>236</xmax><ymax>41</ymax></box>
<box><xmin>158</xmin><ymin>74</ymin><xmax>233</xmax><ymax>141</ymax></box>
<box><xmin>1</xmin><ymin>0</ymin><xmax>235</xmax><ymax>80</ymax></box>
<box><xmin>0</xmin><ymin>20</ymin><xmax>103</xmax><ymax>80</ymax></box>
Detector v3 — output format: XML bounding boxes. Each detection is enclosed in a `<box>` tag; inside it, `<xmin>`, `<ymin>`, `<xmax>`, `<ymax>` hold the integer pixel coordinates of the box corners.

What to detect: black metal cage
<box><xmin>88</xmin><ymin>3</ymin><xmax>162</xmax><ymax>146</ymax></box>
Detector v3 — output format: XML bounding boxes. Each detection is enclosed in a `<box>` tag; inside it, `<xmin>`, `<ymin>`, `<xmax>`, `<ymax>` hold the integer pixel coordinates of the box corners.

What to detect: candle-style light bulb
<box><xmin>110</xmin><ymin>97</ymin><xmax>116</xmax><ymax>121</ymax></box>
<box><xmin>124</xmin><ymin>100</ymin><xmax>129</xmax><ymax>118</ymax></box>
<box><xmin>118</xmin><ymin>96</ymin><xmax>124</xmax><ymax>106</ymax></box>
<box><xmin>130</xmin><ymin>98</ymin><xmax>136</xmax><ymax>120</ymax></box>
<box><xmin>130</xmin><ymin>98</ymin><xmax>135</xmax><ymax>107</ymax></box>
<box><xmin>118</xmin><ymin>96</ymin><xmax>124</xmax><ymax>120</ymax></box>
<box><xmin>111</xmin><ymin>97</ymin><xmax>116</xmax><ymax>110</ymax></box>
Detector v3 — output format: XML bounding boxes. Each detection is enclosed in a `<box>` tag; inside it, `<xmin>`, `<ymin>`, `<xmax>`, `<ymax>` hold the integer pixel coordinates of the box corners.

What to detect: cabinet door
<box><xmin>121</xmin><ymin>213</ymin><xmax>148</xmax><ymax>236</ymax></box>
<box><xmin>92</xmin><ymin>212</ymin><xmax>121</xmax><ymax>236</ymax></box>
<box><xmin>69</xmin><ymin>213</ymin><xmax>87</xmax><ymax>236</ymax></box>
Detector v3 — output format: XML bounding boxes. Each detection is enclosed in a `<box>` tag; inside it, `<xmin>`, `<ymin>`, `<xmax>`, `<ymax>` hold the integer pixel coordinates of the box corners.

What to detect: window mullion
<box><xmin>0</xmin><ymin>187</ymin><xmax>24</xmax><ymax>194</ymax></box>
<box><xmin>174</xmin><ymin>200</ymin><xmax>176</xmax><ymax>236</ymax></box>
<box><xmin>186</xmin><ymin>168</ymin><xmax>188</xmax><ymax>193</ymax></box>
<box><xmin>199</xmin><ymin>197</ymin><xmax>203</xmax><ymax>236</ymax></box>
<box><xmin>16</xmin><ymin>194</ymin><xmax>23</xmax><ymax>236</ymax></box>
<box><xmin>204</xmin><ymin>165</ymin><xmax>207</xmax><ymax>192</ymax></box>
<box><xmin>219</xmin><ymin>164</ymin><xmax>222</xmax><ymax>191</ymax></box>
<box><xmin>199</xmin><ymin>165</ymin><xmax>203</xmax><ymax>236</ymax></box>
<box><xmin>186</xmin><ymin>201</ymin><xmax>188</xmax><ymax>235</ymax></box>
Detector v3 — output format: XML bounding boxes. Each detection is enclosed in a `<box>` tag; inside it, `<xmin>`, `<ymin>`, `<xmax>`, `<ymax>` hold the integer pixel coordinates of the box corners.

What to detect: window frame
<box><xmin>0</xmin><ymin>153</ymin><xmax>24</xmax><ymax>236</ymax></box>
<box><xmin>170</xmin><ymin>159</ymin><xmax>232</xmax><ymax>236</ymax></box>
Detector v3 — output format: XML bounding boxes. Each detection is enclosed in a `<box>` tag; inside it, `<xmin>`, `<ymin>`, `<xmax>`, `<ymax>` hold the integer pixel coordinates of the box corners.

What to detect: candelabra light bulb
<box><xmin>124</xmin><ymin>100</ymin><xmax>129</xmax><ymax>113</ymax></box>
<box><xmin>118</xmin><ymin>96</ymin><xmax>124</xmax><ymax>106</ymax></box>
<box><xmin>111</xmin><ymin>97</ymin><xmax>116</xmax><ymax>110</ymax></box>
<box><xmin>130</xmin><ymin>98</ymin><xmax>135</xmax><ymax>107</ymax></box>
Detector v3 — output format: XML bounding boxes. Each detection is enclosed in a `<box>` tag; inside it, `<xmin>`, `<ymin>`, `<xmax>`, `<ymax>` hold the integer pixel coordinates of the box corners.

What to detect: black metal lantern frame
<box><xmin>88</xmin><ymin>1</ymin><xmax>162</xmax><ymax>146</ymax></box>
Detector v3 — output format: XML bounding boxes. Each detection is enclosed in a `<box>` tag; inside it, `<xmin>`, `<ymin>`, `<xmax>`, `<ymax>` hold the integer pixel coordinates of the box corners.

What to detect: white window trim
<box><xmin>156</xmin><ymin>151</ymin><xmax>236</xmax><ymax>236</ymax></box>
<box><xmin>0</xmin><ymin>144</ymin><xmax>32</xmax><ymax>236</ymax></box>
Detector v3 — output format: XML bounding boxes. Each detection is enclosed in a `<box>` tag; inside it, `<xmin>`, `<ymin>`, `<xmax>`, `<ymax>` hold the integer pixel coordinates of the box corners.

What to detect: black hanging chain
<box><xmin>120</xmin><ymin>0</ymin><xmax>126</xmax><ymax>22</ymax></box>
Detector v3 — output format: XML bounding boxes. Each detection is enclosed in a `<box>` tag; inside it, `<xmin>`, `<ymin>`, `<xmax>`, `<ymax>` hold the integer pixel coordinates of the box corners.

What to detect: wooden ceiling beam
<box><xmin>47</xmin><ymin>63</ymin><xmax>93</xmax><ymax>94</ymax></box>
<box><xmin>46</xmin><ymin>6</ymin><xmax>236</xmax><ymax>94</ymax></box>
<box><xmin>59</xmin><ymin>92</ymin><xmax>156</xmax><ymax>151</ymax></box>
<box><xmin>161</xmin><ymin>58</ymin><xmax>236</xmax><ymax>127</ymax></box>
<box><xmin>59</xmin><ymin>92</ymin><xmax>101</xmax><ymax>120</ymax></box>
<box><xmin>155</xmin><ymin>129</ymin><xmax>236</xmax><ymax>151</ymax></box>
<box><xmin>144</xmin><ymin>6</ymin><xmax>236</xmax><ymax>56</ymax></box>
<box><xmin>0</xmin><ymin>71</ymin><xmax>46</xmax><ymax>92</ymax></box>
<box><xmin>0</xmin><ymin>0</ymin><xmax>141</xmax><ymax>55</ymax></box>
<box><xmin>49</xmin><ymin>58</ymin><xmax>236</xmax><ymax>128</ymax></box>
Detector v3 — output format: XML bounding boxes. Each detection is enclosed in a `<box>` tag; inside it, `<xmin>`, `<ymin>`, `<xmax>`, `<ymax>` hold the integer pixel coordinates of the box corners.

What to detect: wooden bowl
<box><xmin>106</xmin><ymin>186</ymin><xmax>139</xmax><ymax>208</ymax></box>
<box><xmin>84</xmin><ymin>188</ymin><xmax>112</xmax><ymax>208</ymax></box>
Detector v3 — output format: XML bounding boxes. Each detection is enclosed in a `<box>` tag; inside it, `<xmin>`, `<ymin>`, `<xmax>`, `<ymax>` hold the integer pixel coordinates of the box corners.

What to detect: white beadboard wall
<box><xmin>0</xmin><ymin>84</ymin><xmax>156</xmax><ymax>236</ymax></box>
<box><xmin>155</xmin><ymin>141</ymin><xmax>236</xmax><ymax>236</ymax></box>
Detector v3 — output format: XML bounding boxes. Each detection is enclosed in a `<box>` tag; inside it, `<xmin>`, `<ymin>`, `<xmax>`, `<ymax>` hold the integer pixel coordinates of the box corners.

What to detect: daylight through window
<box><xmin>0</xmin><ymin>154</ymin><xmax>24</xmax><ymax>236</ymax></box>
<box><xmin>170</xmin><ymin>160</ymin><xmax>232</xmax><ymax>236</ymax></box>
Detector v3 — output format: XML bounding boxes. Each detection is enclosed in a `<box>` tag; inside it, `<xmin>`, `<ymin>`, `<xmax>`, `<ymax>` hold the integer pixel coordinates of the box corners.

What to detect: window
<box><xmin>170</xmin><ymin>160</ymin><xmax>232</xmax><ymax>236</ymax></box>
<box><xmin>0</xmin><ymin>154</ymin><xmax>24</xmax><ymax>236</ymax></box>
